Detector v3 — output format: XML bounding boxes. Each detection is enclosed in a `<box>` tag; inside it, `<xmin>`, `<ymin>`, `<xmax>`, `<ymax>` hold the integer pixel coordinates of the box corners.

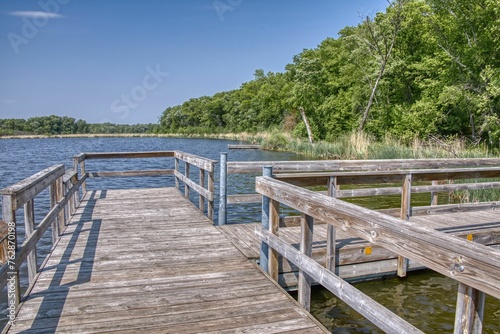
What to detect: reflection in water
<box><xmin>310</xmin><ymin>270</ymin><xmax>499</xmax><ymax>333</ymax></box>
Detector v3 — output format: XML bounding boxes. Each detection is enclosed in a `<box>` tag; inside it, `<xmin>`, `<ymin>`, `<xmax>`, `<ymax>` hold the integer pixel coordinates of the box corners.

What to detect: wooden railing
<box><xmin>0</xmin><ymin>150</ymin><xmax>216</xmax><ymax>322</ymax></box>
<box><xmin>0</xmin><ymin>164</ymin><xmax>85</xmax><ymax>317</ymax></box>
<box><xmin>73</xmin><ymin>151</ymin><xmax>217</xmax><ymax>220</ymax></box>
<box><xmin>255</xmin><ymin>174</ymin><xmax>500</xmax><ymax>334</ymax></box>
<box><xmin>218</xmin><ymin>154</ymin><xmax>500</xmax><ymax>225</ymax></box>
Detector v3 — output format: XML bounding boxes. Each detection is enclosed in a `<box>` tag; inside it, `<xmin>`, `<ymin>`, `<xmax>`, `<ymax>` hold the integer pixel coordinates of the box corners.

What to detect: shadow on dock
<box><xmin>26</xmin><ymin>191</ymin><xmax>103</xmax><ymax>332</ymax></box>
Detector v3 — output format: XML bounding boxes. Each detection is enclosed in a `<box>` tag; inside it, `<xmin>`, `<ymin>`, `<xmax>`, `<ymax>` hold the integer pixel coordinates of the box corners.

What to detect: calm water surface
<box><xmin>0</xmin><ymin>137</ymin><xmax>498</xmax><ymax>332</ymax></box>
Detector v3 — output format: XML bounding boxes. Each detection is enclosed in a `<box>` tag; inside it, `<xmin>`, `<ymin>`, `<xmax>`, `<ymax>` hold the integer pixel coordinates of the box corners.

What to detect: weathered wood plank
<box><xmin>174</xmin><ymin>170</ymin><xmax>214</xmax><ymax>201</ymax></box>
<box><xmin>227</xmin><ymin>193</ymin><xmax>261</xmax><ymax>204</ymax></box>
<box><xmin>174</xmin><ymin>151</ymin><xmax>217</xmax><ymax>172</ymax></box>
<box><xmin>228</xmin><ymin>158</ymin><xmax>500</xmax><ymax>173</ymax></box>
<box><xmin>82</xmin><ymin>151</ymin><xmax>175</xmax><ymax>160</ymax></box>
<box><xmin>276</xmin><ymin>167</ymin><xmax>500</xmax><ymax>186</ymax></box>
<box><xmin>228</xmin><ymin>144</ymin><xmax>262</xmax><ymax>149</ymax></box>
<box><xmin>86</xmin><ymin>169</ymin><xmax>173</xmax><ymax>178</ymax></box>
<box><xmin>0</xmin><ymin>164</ymin><xmax>65</xmax><ymax>210</ymax></box>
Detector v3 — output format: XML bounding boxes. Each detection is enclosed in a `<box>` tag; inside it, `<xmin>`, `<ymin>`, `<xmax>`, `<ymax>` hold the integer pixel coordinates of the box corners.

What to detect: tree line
<box><xmin>159</xmin><ymin>0</ymin><xmax>500</xmax><ymax>145</ymax></box>
<box><xmin>0</xmin><ymin>115</ymin><xmax>158</xmax><ymax>136</ymax></box>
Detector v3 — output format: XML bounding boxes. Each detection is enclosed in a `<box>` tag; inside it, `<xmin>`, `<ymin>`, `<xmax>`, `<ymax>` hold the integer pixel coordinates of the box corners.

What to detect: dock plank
<box><xmin>8</xmin><ymin>188</ymin><xmax>326</xmax><ymax>333</ymax></box>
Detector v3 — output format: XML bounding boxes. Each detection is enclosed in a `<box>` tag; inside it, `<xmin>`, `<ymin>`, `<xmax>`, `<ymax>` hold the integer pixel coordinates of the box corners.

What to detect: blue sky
<box><xmin>0</xmin><ymin>0</ymin><xmax>388</xmax><ymax>125</ymax></box>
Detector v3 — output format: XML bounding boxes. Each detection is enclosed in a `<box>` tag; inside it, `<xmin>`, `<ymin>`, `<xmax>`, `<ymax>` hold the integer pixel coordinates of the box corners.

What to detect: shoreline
<box><xmin>0</xmin><ymin>133</ymin><xmax>252</xmax><ymax>140</ymax></box>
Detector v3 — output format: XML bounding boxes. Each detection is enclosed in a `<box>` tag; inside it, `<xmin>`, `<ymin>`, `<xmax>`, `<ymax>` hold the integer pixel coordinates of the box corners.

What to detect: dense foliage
<box><xmin>0</xmin><ymin>115</ymin><xmax>158</xmax><ymax>136</ymax></box>
<box><xmin>159</xmin><ymin>0</ymin><xmax>500</xmax><ymax>145</ymax></box>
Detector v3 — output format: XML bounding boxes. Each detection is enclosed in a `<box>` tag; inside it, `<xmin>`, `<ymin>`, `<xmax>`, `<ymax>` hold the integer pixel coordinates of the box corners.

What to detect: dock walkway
<box><xmin>9</xmin><ymin>188</ymin><xmax>326</xmax><ymax>333</ymax></box>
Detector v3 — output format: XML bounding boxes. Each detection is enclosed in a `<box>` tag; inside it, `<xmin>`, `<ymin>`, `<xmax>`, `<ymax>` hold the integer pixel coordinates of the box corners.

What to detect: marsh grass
<box><xmin>257</xmin><ymin>131</ymin><xmax>493</xmax><ymax>160</ymax></box>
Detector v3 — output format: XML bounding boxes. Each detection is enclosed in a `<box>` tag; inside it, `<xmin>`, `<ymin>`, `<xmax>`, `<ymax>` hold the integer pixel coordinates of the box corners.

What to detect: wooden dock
<box><xmin>228</xmin><ymin>144</ymin><xmax>262</xmax><ymax>149</ymax></box>
<box><xmin>2</xmin><ymin>151</ymin><xmax>500</xmax><ymax>333</ymax></box>
<box><xmin>7</xmin><ymin>188</ymin><xmax>326</xmax><ymax>333</ymax></box>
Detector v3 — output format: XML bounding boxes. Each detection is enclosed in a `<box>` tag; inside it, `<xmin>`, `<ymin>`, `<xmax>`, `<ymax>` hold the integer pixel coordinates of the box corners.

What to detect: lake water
<box><xmin>0</xmin><ymin>137</ymin><xmax>498</xmax><ymax>332</ymax></box>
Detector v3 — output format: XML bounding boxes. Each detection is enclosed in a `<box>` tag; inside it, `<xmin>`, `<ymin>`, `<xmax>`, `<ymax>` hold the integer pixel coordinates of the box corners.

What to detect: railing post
<box><xmin>72</xmin><ymin>157</ymin><xmax>81</xmax><ymax>206</ymax></box>
<box><xmin>24</xmin><ymin>199</ymin><xmax>37</xmax><ymax>285</ymax></box>
<box><xmin>260</xmin><ymin>166</ymin><xmax>272</xmax><ymax>273</ymax></box>
<box><xmin>326</xmin><ymin>176</ymin><xmax>337</xmax><ymax>272</ymax></box>
<box><xmin>454</xmin><ymin>283</ymin><xmax>485</xmax><ymax>334</ymax></box>
<box><xmin>218</xmin><ymin>152</ymin><xmax>228</xmax><ymax>226</ymax></box>
<box><xmin>298</xmin><ymin>213</ymin><xmax>314</xmax><ymax>311</ymax></box>
<box><xmin>208</xmin><ymin>167</ymin><xmax>215</xmax><ymax>222</ymax></box>
<box><xmin>175</xmin><ymin>157</ymin><xmax>180</xmax><ymax>191</ymax></box>
<box><xmin>431</xmin><ymin>180</ymin><xmax>438</xmax><ymax>205</ymax></box>
<box><xmin>269</xmin><ymin>198</ymin><xmax>280</xmax><ymax>281</ymax></box>
<box><xmin>50</xmin><ymin>182</ymin><xmax>60</xmax><ymax>244</ymax></box>
<box><xmin>56</xmin><ymin>175</ymin><xmax>65</xmax><ymax>231</ymax></box>
<box><xmin>199</xmin><ymin>168</ymin><xmax>205</xmax><ymax>214</ymax></box>
<box><xmin>398</xmin><ymin>173</ymin><xmax>411</xmax><ymax>277</ymax></box>
<box><xmin>184</xmin><ymin>162</ymin><xmax>190</xmax><ymax>198</ymax></box>
<box><xmin>2</xmin><ymin>194</ymin><xmax>21</xmax><ymax>312</ymax></box>
<box><xmin>80</xmin><ymin>160</ymin><xmax>87</xmax><ymax>196</ymax></box>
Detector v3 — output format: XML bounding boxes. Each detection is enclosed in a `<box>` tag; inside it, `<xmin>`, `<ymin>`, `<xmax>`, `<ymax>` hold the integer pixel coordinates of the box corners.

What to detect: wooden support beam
<box><xmin>218</xmin><ymin>153</ymin><xmax>228</xmax><ymax>226</ymax></box>
<box><xmin>175</xmin><ymin>158</ymin><xmax>180</xmax><ymax>191</ymax></box>
<box><xmin>56</xmin><ymin>176</ymin><xmax>65</xmax><ymax>232</ymax></box>
<box><xmin>298</xmin><ymin>213</ymin><xmax>314</xmax><ymax>311</ymax></box>
<box><xmin>208</xmin><ymin>170</ymin><xmax>215</xmax><ymax>221</ymax></box>
<box><xmin>2</xmin><ymin>195</ymin><xmax>21</xmax><ymax>312</ymax></box>
<box><xmin>431</xmin><ymin>180</ymin><xmax>438</xmax><ymax>205</ymax></box>
<box><xmin>184</xmin><ymin>163</ymin><xmax>190</xmax><ymax>199</ymax></box>
<box><xmin>199</xmin><ymin>169</ymin><xmax>205</xmax><ymax>214</ymax></box>
<box><xmin>269</xmin><ymin>199</ymin><xmax>280</xmax><ymax>282</ymax></box>
<box><xmin>454</xmin><ymin>283</ymin><xmax>485</xmax><ymax>334</ymax></box>
<box><xmin>326</xmin><ymin>176</ymin><xmax>337</xmax><ymax>271</ymax></box>
<box><xmin>80</xmin><ymin>161</ymin><xmax>87</xmax><ymax>195</ymax></box>
<box><xmin>259</xmin><ymin>166</ymin><xmax>272</xmax><ymax>272</ymax></box>
<box><xmin>49</xmin><ymin>182</ymin><xmax>59</xmax><ymax>245</ymax></box>
<box><xmin>398</xmin><ymin>173</ymin><xmax>411</xmax><ymax>277</ymax></box>
<box><xmin>23</xmin><ymin>199</ymin><xmax>37</xmax><ymax>285</ymax></box>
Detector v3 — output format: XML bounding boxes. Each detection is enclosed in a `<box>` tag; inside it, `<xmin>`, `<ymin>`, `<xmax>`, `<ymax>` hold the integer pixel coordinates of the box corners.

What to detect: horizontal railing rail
<box><xmin>0</xmin><ymin>163</ymin><xmax>85</xmax><ymax>322</ymax></box>
<box><xmin>73</xmin><ymin>151</ymin><xmax>217</xmax><ymax>221</ymax></box>
<box><xmin>255</xmin><ymin>175</ymin><xmax>500</xmax><ymax>333</ymax></box>
<box><xmin>219</xmin><ymin>154</ymin><xmax>500</xmax><ymax>225</ymax></box>
<box><xmin>227</xmin><ymin>157</ymin><xmax>500</xmax><ymax>173</ymax></box>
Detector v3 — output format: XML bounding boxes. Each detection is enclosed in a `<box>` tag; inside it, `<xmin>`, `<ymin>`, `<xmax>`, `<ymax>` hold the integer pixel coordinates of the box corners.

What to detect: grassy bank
<box><xmin>2</xmin><ymin>131</ymin><xmax>496</xmax><ymax>160</ymax></box>
<box><xmin>251</xmin><ymin>131</ymin><xmax>495</xmax><ymax>159</ymax></box>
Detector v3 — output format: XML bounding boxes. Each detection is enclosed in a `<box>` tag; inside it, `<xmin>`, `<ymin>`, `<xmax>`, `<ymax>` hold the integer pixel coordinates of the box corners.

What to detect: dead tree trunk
<box><xmin>299</xmin><ymin>106</ymin><xmax>314</xmax><ymax>144</ymax></box>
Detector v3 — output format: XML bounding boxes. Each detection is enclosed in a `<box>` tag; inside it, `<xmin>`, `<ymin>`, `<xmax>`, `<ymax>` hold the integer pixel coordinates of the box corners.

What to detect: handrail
<box><xmin>1</xmin><ymin>149</ymin><xmax>218</xmax><ymax>327</ymax></box>
<box><xmin>82</xmin><ymin>151</ymin><xmax>175</xmax><ymax>159</ymax></box>
<box><xmin>0</xmin><ymin>165</ymin><xmax>65</xmax><ymax>210</ymax></box>
<box><xmin>0</xmin><ymin>163</ymin><xmax>83</xmax><ymax>321</ymax></box>
<box><xmin>218</xmin><ymin>153</ymin><xmax>500</xmax><ymax>225</ymax></box>
<box><xmin>227</xmin><ymin>157</ymin><xmax>500</xmax><ymax>173</ymax></box>
<box><xmin>275</xmin><ymin>166</ymin><xmax>500</xmax><ymax>185</ymax></box>
<box><xmin>255</xmin><ymin>175</ymin><xmax>500</xmax><ymax>332</ymax></box>
<box><xmin>73</xmin><ymin>151</ymin><xmax>217</xmax><ymax>221</ymax></box>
